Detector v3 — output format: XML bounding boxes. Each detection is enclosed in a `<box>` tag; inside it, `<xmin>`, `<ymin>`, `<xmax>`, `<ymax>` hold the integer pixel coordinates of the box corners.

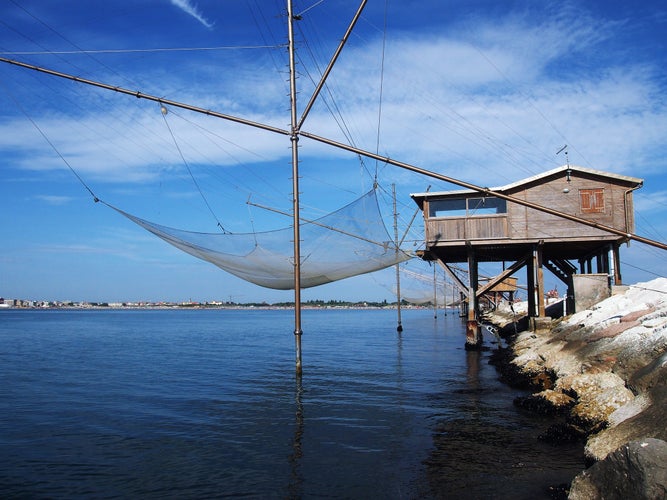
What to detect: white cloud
<box><xmin>309</xmin><ymin>10</ymin><xmax>667</xmax><ymax>188</ymax></box>
<box><xmin>170</xmin><ymin>0</ymin><xmax>213</xmax><ymax>29</ymax></box>
<box><xmin>33</xmin><ymin>194</ymin><xmax>74</xmax><ymax>205</ymax></box>
<box><xmin>3</xmin><ymin>4</ymin><xmax>665</xmax><ymax>196</ymax></box>
<box><xmin>634</xmin><ymin>190</ymin><xmax>667</xmax><ymax>215</ymax></box>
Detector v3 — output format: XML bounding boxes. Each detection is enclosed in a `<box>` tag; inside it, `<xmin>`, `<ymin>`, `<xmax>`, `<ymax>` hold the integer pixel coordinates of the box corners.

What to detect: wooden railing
<box><xmin>426</xmin><ymin>215</ymin><xmax>508</xmax><ymax>243</ymax></box>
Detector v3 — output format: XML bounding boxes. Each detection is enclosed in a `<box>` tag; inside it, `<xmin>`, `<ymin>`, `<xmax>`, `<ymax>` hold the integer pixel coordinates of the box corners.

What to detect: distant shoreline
<box><xmin>0</xmin><ymin>302</ymin><xmax>443</xmax><ymax>312</ymax></box>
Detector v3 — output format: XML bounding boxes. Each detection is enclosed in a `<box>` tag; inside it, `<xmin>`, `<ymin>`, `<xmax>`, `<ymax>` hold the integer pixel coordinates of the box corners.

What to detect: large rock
<box><xmin>557</xmin><ymin>372</ymin><xmax>635</xmax><ymax>433</ymax></box>
<box><xmin>568</xmin><ymin>438</ymin><xmax>667</xmax><ymax>499</ymax></box>
<box><xmin>628</xmin><ymin>351</ymin><xmax>667</xmax><ymax>394</ymax></box>
<box><xmin>585</xmin><ymin>384</ymin><xmax>667</xmax><ymax>462</ymax></box>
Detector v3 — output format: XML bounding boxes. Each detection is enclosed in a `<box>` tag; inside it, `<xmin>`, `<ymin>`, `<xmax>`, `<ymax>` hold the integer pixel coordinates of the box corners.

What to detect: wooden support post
<box><xmin>566</xmin><ymin>273</ymin><xmax>575</xmax><ymax>315</ymax></box>
<box><xmin>527</xmin><ymin>251</ymin><xmax>536</xmax><ymax>318</ymax></box>
<box><xmin>612</xmin><ymin>242</ymin><xmax>623</xmax><ymax>285</ymax></box>
<box><xmin>604</xmin><ymin>249</ymin><xmax>611</xmax><ymax>274</ymax></box>
<box><xmin>528</xmin><ymin>244</ymin><xmax>551</xmax><ymax>332</ymax></box>
<box><xmin>535</xmin><ymin>245</ymin><xmax>546</xmax><ymax>318</ymax></box>
<box><xmin>465</xmin><ymin>246</ymin><xmax>482</xmax><ymax>350</ymax></box>
<box><xmin>596</xmin><ymin>252</ymin><xmax>603</xmax><ymax>274</ymax></box>
<box><xmin>601</xmin><ymin>246</ymin><xmax>612</xmax><ymax>289</ymax></box>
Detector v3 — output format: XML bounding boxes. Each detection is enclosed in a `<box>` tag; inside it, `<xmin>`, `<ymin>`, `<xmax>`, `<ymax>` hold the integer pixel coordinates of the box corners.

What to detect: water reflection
<box><xmin>423</xmin><ymin>342</ymin><xmax>582</xmax><ymax>499</ymax></box>
<box><xmin>465</xmin><ymin>349</ymin><xmax>482</xmax><ymax>392</ymax></box>
<box><xmin>288</xmin><ymin>375</ymin><xmax>304</xmax><ymax>498</ymax></box>
<box><xmin>425</xmin><ymin>346</ymin><xmax>515</xmax><ymax>497</ymax></box>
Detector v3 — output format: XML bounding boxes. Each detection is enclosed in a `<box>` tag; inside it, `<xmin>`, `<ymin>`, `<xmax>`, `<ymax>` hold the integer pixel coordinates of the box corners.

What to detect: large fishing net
<box><xmin>110</xmin><ymin>189</ymin><xmax>412</xmax><ymax>289</ymax></box>
<box><xmin>394</xmin><ymin>264</ymin><xmax>448</xmax><ymax>306</ymax></box>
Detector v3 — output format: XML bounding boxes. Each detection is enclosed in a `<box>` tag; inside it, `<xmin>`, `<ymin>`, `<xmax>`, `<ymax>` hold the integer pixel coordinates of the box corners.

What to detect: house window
<box><xmin>579</xmin><ymin>188</ymin><xmax>605</xmax><ymax>213</ymax></box>
<box><xmin>428</xmin><ymin>196</ymin><xmax>506</xmax><ymax>217</ymax></box>
<box><xmin>429</xmin><ymin>198</ymin><xmax>467</xmax><ymax>217</ymax></box>
<box><xmin>467</xmin><ymin>197</ymin><xmax>506</xmax><ymax>216</ymax></box>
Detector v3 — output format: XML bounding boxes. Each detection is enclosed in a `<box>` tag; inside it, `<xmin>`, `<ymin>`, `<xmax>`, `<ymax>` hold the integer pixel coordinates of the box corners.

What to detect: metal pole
<box><xmin>393</xmin><ymin>184</ymin><xmax>403</xmax><ymax>332</ymax></box>
<box><xmin>0</xmin><ymin>57</ymin><xmax>291</xmax><ymax>138</ymax></box>
<box><xmin>287</xmin><ymin>0</ymin><xmax>302</xmax><ymax>376</ymax></box>
<box><xmin>297</xmin><ymin>0</ymin><xmax>368</xmax><ymax>130</ymax></box>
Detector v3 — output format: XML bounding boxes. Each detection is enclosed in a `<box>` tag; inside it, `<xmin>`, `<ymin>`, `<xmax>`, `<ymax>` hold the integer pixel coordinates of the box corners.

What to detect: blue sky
<box><xmin>1</xmin><ymin>0</ymin><xmax>666</xmax><ymax>304</ymax></box>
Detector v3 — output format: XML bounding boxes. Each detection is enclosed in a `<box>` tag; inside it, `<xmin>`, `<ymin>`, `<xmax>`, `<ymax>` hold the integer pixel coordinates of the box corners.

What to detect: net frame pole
<box><xmin>287</xmin><ymin>0</ymin><xmax>303</xmax><ymax>377</ymax></box>
<box><xmin>393</xmin><ymin>184</ymin><xmax>403</xmax><ymax>332</ymax></box>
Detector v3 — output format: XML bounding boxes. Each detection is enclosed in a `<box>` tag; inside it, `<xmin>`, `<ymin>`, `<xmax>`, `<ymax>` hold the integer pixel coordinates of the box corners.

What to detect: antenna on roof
<box><xmin>557</xmin><ymin>144</ymin><xmax>571</xmax><ymax>182</ymax></box>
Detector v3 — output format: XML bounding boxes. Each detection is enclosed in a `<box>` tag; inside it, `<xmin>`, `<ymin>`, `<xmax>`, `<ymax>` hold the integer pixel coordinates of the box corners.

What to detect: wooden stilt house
<box><xmin>410</xmin><ymin>165</ymin><xmax>643</xmax><ymax>346</ymax></box>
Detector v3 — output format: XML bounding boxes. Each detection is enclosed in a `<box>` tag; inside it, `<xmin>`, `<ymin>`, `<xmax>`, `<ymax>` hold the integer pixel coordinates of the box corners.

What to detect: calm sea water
<box><xmin>0</xmin><ymin>308</ymin><xmax>583</xmax><ymax>499</ymax></box>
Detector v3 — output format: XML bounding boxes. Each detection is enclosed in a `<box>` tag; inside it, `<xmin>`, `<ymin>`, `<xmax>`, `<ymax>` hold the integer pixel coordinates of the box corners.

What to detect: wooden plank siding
<box><xmin>506</xmin><ymin>174</ymin><xmax>629</xmax><ymax>240</ymax></box>
<box><xmin>426</xmin><ymin>215</ymin><xmax>508</xmax><ymax>243</ymax></box>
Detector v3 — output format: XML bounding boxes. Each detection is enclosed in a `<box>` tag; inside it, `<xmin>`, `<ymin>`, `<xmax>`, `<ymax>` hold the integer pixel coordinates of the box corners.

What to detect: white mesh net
<box><xmin>110</xmin><ymin>189</ymin><xmax>412</xmax><ymax>289</ymax></box>
<box><xmin>390</xmin><ymin>262</ymin><xmax>459</xmax><ymax>306</ymax></box>
<box><xmin>396</xmin><ymin>270</ymin><xmax>445</xmax><ymax>306</ymax></box>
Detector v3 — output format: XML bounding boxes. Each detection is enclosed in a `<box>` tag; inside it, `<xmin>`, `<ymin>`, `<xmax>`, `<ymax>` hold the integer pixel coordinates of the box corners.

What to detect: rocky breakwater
<box><xmin>488</xmin><ymin>277</ymin><xmax>667</xmax><ymax>499</ymax></box>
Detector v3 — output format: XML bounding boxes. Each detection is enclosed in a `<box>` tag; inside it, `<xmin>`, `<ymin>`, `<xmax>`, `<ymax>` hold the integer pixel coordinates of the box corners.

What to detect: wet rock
<box><xmin>556</xmin><ymin>372</ymin><xmax>635</xmax><ymax>434</ymax></box>
<box><xmin>514</xmin><ymin>389</ymin><xmax>574</xmax><ymax>415</ymax></box>
<box><xmin>568</xmin><ymin>438</ymin><xmax>667</xmax><ymax>500</ymax></box>
<box><xmin>539</xmin><ymin>423</ymin><xmax>586</xmax><ymax>445</ymax></box>
<box><xmin>490</xmin><ymin>346</ymin><xmax>557</xmax><ymax>391</ymax></box>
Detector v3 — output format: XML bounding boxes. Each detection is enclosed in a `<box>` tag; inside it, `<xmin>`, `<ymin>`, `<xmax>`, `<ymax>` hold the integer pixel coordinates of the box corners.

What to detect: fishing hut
<box><xmin>411</xmin><ymin>165</ymin><xmax>643</xmax><ymax>348</ymax></box>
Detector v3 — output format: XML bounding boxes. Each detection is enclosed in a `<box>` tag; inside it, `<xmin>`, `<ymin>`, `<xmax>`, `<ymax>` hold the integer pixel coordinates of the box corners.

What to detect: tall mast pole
<box><xmin>393</xmin><ymin>184</ymin><xmax>403</xmax><ymax>332</ymax></box>
<box><xmin>287</xmin><ymin>0</ymin><xmax>303</xmax><ymax>376</ymax></box>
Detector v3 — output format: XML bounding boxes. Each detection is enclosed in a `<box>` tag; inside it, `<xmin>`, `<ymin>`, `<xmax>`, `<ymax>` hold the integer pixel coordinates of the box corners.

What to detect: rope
<box><xmin>374</xmin><ymin>0</ymin><xmax>390</xmax><ymax>182</ymax></box>
<box><xmin>0</xmin><ymin>45</ymin><xmax>286</xmax><ymax>56</ymax></box>
<box><xmin>159</xmin><ymin>103</ymin><xmax>227</xmax><ymax>233</ymax></box>
<box><xmin>2</xmin><ymin>83</ymin><xmax>100</xmax><ymax>203</ymax></box>
<box><xmin>621</xmin><ymin>261</ymin><xmax>666</xmax><ymax>280</ymax></box>
<box><xmin>296</xmin><ymin>0</ymin><xmax>326</xmax><ymax>18</ymax></box>
<box><xmin>246</xmin><ymin>195</ymin><xmax>258</xmax><ymax>246</ymax></box>
<box><xmin>292</xmin><ymin>6</ymin><xmax>377</xmax><ymax>192</ymax></box>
